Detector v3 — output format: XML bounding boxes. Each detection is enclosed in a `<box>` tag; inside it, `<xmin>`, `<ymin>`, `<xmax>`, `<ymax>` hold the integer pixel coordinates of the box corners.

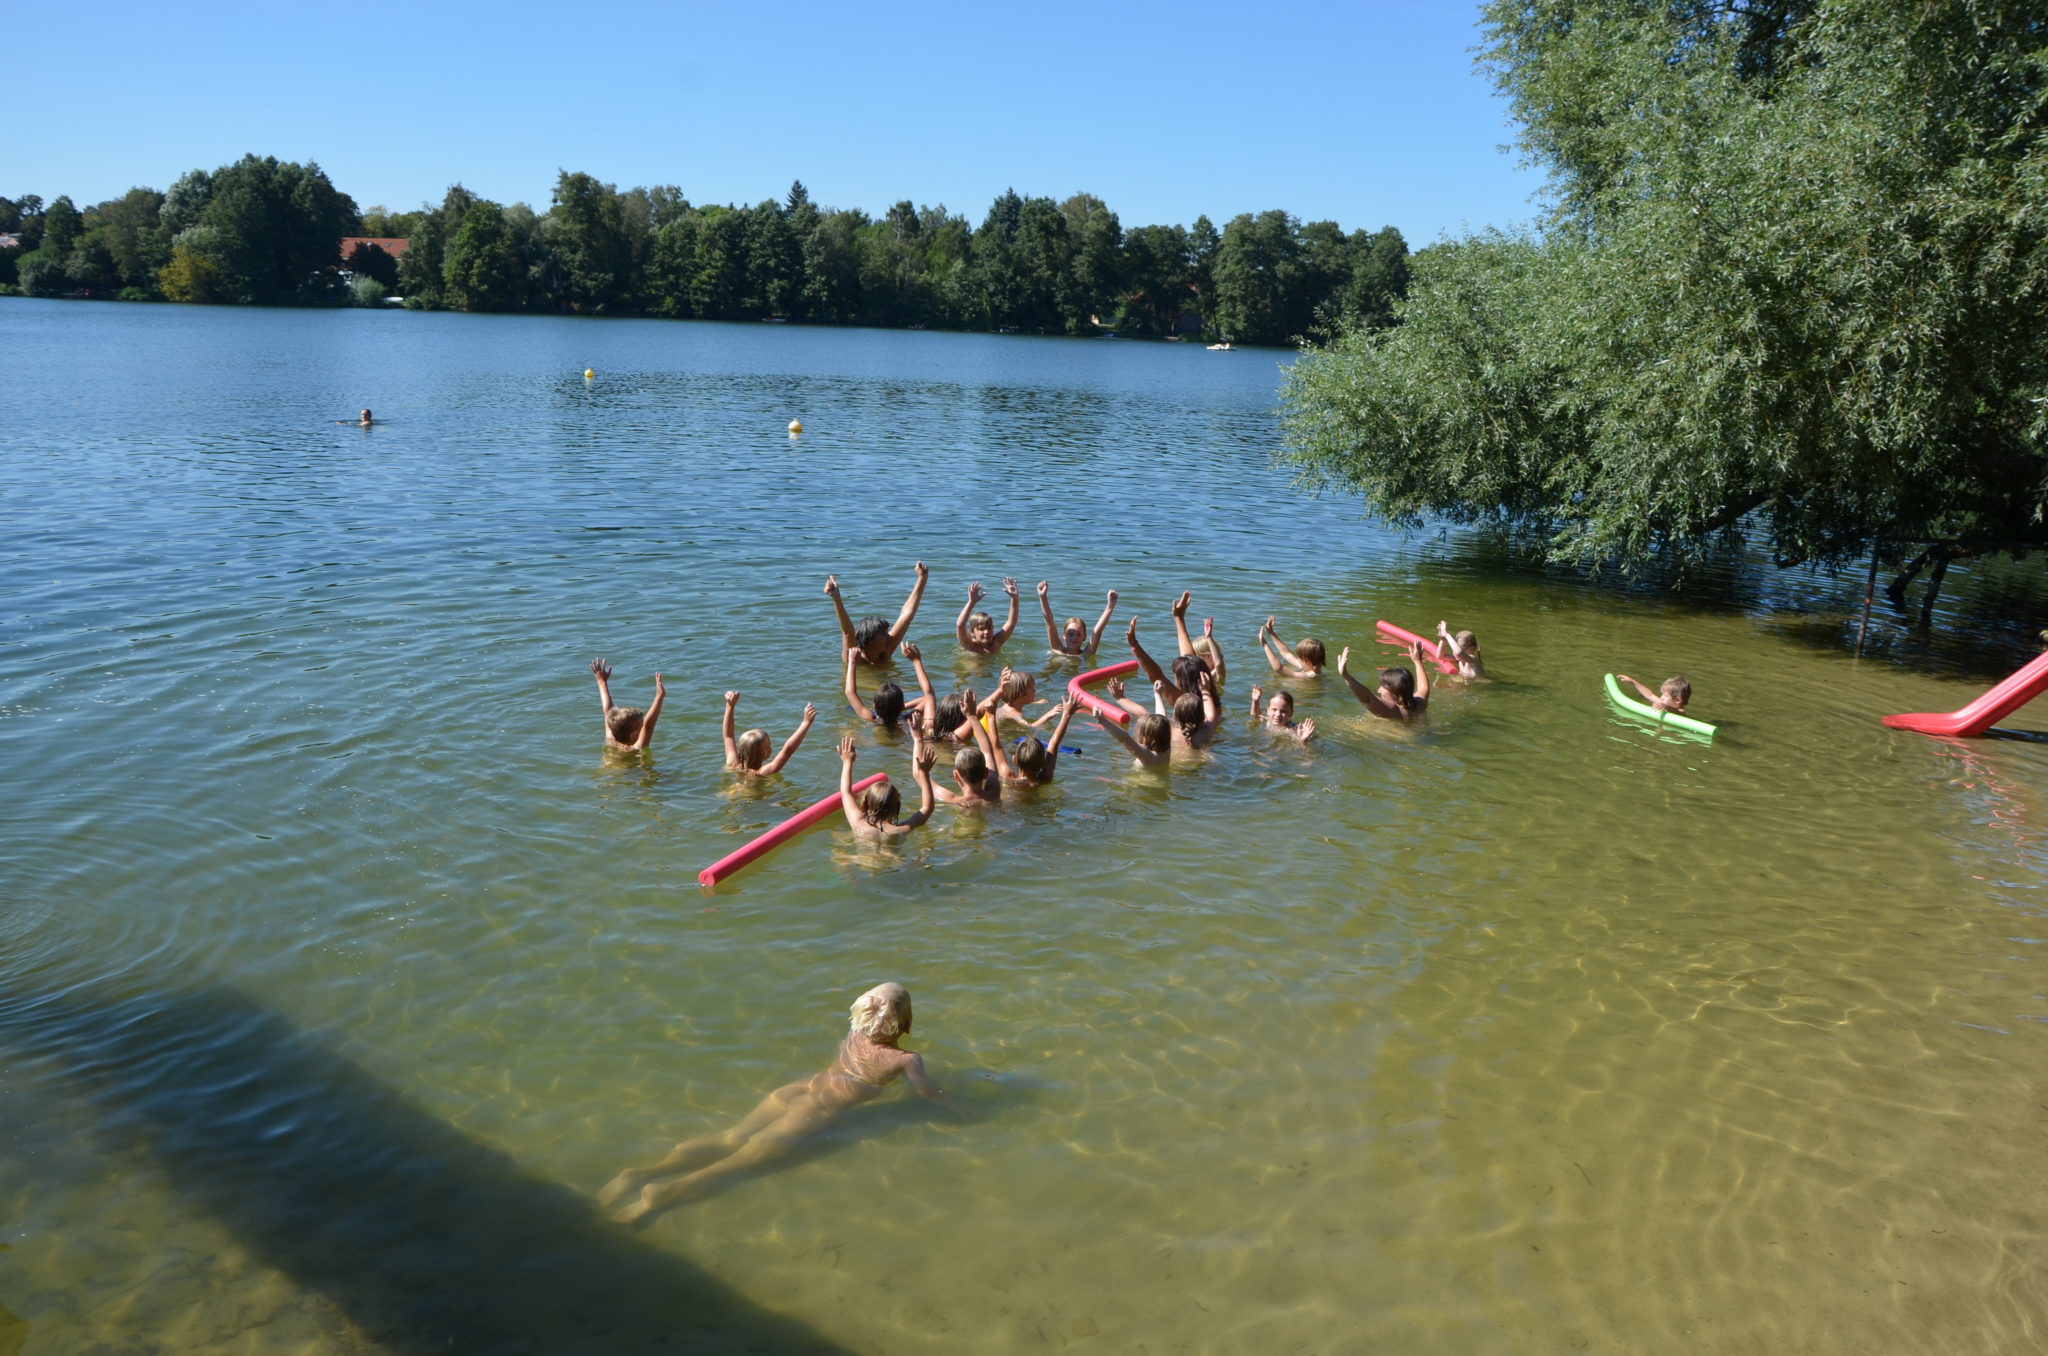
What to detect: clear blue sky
<box><xmin>16</xmin><ymin>1</ymin><xmax>1549</xmax><ymax>242</ymax></box>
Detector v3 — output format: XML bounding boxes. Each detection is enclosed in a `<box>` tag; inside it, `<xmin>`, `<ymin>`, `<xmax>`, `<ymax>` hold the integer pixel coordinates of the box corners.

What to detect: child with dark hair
<box><xmin>591</xmin><ymin>658</ymin><xmax>666</xmax><ymax>752</ymax></box>
<box><xmin>1335</xmin><ymin>641</ymin><xmax>1431</xmax><ymax>721</ymax></box>
<box><xmin>825</xmin><ymin>561</ymin><xmax>929</xmax><ymax>665</ymax></box>
<box><xmin>722</xmin><ymin>692</ymin><xmax>817</xmax><ymax>777</ymax></box>
<box><xmin>845</xmin><ymin>641</ymin><xmax>938</xmax><ymax>734</ymax></box>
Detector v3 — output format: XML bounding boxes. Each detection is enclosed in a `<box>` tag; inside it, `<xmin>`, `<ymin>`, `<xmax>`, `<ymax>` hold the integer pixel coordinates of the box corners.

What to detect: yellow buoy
<box><xmin>584</xmin><ymin>369</ymin><xmax>595</xmax><ymax>380</ymax></box>
<box><xmin>788</xmin><ymin>419</ymin><xmax>804</xmax><ymax>434</ymax></box>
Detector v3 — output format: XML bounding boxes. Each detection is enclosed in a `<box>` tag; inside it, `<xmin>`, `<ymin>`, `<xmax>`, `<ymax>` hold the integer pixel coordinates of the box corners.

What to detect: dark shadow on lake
<box><xmin>0</xmin><ymin>965</ymin><xmax>852</xmax><ymax>1355</ymax></box>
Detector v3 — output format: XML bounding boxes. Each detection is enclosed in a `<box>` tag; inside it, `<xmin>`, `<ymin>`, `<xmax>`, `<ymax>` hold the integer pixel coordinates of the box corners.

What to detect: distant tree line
<box><xmin>0</xmin><ymin>159</ymin><xmax>1409</xmax><ymax>345</ymax></box>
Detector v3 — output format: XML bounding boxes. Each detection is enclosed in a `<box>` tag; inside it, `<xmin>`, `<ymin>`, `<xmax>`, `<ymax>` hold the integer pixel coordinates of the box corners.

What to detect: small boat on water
<box><xmin>1206</xmin><ymin>342</ymin><xmax>1234</xmax><ymax>351</ymax></box>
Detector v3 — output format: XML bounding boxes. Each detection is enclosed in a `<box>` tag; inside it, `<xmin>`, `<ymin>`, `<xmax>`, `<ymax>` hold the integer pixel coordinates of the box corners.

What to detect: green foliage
<box><xmin>1283</xmin><ymin>0</ymin><xmax>2048</xmax><ymax>571</ymax></box>
<box><xmin>545</xmin><ymin>171</ymin><xmax>632</xmax><ymax>312</ymax></box>
<box><xmin>158</xmin><ymin>244</ymin><xmax>224</xmax><ymax>303</ymax></box>
<box><xmin>349</xmin><ymin>276</ymin><xmax>388</xmax><ymax>307</ymax></box>
<box><xmin>441</xmin><ymin>201</ymin><xmax>527</xmax><ymax>312</ymax></box>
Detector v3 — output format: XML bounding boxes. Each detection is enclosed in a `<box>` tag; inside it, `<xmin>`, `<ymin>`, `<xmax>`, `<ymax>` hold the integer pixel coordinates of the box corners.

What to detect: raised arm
<box><xmin>720</xmin><ymin>690</ymin><xmax>741</xmax><ymax>766</ymax></box>
<box><xmin>1407</xmin><ymin>643</ymin><xmax>1432</xmax><ymax>706</ymax></box>
<box><xmin>1037</xmin><ymin>581</ymin><xmax>1061</xmax><ymax>650</ymax></box>
<box><xmin>904</xmin><ymin>641</ymin><xmax>938</xmax><ymax>730</ymax></box>
<box><xmin>1197</xmin><ymin>669</ymin><xmax>1220</xmax><ymax>735</ymax></box>
<box><xmin>1039</xmin><ymin>696</ymin><xmax>1078</xmax><ymax>780</ymax></box>
<box><xmin>1336</xmin><ymin>646</ymin><xmax>1400</xmax><ymax>719</ymax></box>
<box><xmin>824</xmin><ymin>575</ymin><xmax>857</xmax><ymax>652</ymax></box>
<box><xmin>836</xmin><ymin>734</ymin><xmax>865</xmax><ymax>831</ymax></box>
<box><xmin>955</xmin><ymin>581</ymin><xmax>984</xmax><ymax>648</ymax></box>
<box><xmin>1087</xmin><ymin>590</ymin><xmax>1117</xmax><ymax>656</ymax></box>
<box><xmin>591</xmin><ymin>658</ymin><xmax>616</xmax><ymax>725</ymax></box>
<box><xmin>1201</xmin><ymin>616</ymin><xmax>1225</xmax><ymax>682</ymax></box>
<box><xmin>1171</xmin><ymin>590</ymin><xmax>1196</xmax><ymax>657</ymax></box>
<box><xmin>762</xmin><ymin>702</ymin><xmax>817</xmax><ymax>775</ymax></box>
<box><xmin>844</xmin><ymin>647</ymin><xmax>877</xmax><ymax>723</ymax></box>
<box><xmin>1615</xmin><ymin>674</ymin><xmax>1661</xmax><ymax>705</ymax></box>
<box><xmin>898</xmin><ymin>738</ymin><xmax>937</xmax><ymax>831</ymax></box>
<box><xmin>993</xmin><ymin>578</ymin><xmax>1021</xmax><ymax>647</ymax></box>
<box><xmin>1126</xmin><ymin>617</ymin><xmax>1180</xmax><ymax>700</ymax></box>
<box><xmin>886</xmin><ymin>560</ymin><xmax>929</xmax><ymax>649</ymax></box>
<box><xmin>1249</xmin><ymin>682</ymin><xmax>1263</xmax><ymax>719</ymax></box>
<box><xmin>1263</xmin><ymin>617</ymin><xmax>1308</xmax><ymax>673</ymax></box>
<box><xmin>1096</xmin><ymin>708</ymin><xmax>1165</xmax><ymax>766</ymax></box>
<box><xmin>635</xmin><ymin>673</ymin><xmax>667</xmax><ymax>748</ymax></box>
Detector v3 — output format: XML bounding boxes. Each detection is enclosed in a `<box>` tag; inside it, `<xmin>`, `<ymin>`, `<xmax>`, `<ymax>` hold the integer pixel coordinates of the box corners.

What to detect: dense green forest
<box><xmin>0</xmin><ymin>158</ymin><xmax>1409</xmax><ymax>345</ymax></box>
<box><xmin>1281</xmin><ymin>0</ymin><xmax>2046</xmax><ymax>593</ymax></box>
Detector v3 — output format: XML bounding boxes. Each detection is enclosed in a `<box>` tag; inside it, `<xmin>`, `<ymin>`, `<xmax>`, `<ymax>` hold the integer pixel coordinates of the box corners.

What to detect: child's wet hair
<box><xmin>1662</xmin><ymin>675</ymin><xmax>1692</xmax><ymax>705</ymax></box>
<box><xmin>858</xmin><ymin>779</ymin><xmax>901</xmax><ymax>825</ymax></box>
<box><xmin>873</xmin><ymin>681</ymin><xmax>906</xmax><ymax>728</ymax></box>
<box><xmin>1004</xmin><ymin>671</ymin><xmax>1037</xmax><ymax>703</ymax></box>
<box><xmin>935</xmin><ymin>693</ymin><xmax>968</xmax><ymax>736</ymax></box>
<box><xmin>1171</xmin><ymin>653</ymin><xmax>1210</xmax><ymax>692</ymax></box>
<box><xmin>1297</xmin><ymin>637</ymin><xmax>1326</xmax><ymax>667</ymax></box>
<box><xmin>1380</xmin><ymin>666</ymin><xmax>1416</xmax><ymax>705</ymax></box>
<box><xmin>967</xmin><ymin>610</ymin><xmax>993</xmax><ymax>633</ymax></box>
<box><xmin>606</xmin><ymin>705</ymin><xmax>645</xmax><ymax>743</ymax></box>
<box><xmin>1269</xmin><ymin>690</ymin><xmax>1295</xmax><ymax>718</ymax></box>
<box><xmin>1133</xmin><ymin>713</ymin><xmax>1171</xmax><ymax>754</ymax></box>
<box><xmin>1454</xmin><ymin>631</ymin><xmax>1479</xmax><ymax>656</ymax></box>
<box><xmin>1063</xmin><ymin>616</ymin><xmax>1086</xmax><ymax>641</ymax></box>
<box><xmin>1015</xmin><ymin>735</ymin><xmax>1049</xmax><ymax>778</ymax></box>
<box><xmin>1172</xmin><ymin>691</ymin><xmax>1204</xmax><ymax>736</ymax></box>
<box><xmin>736</xmin><ymin>728</ymin><xmax>770</xmax><ymax>768</ymax></box>
<box><xmin>1192</xmin><ymin>637</ymin><xmax>1225</xmax><ymax>688</ymax></box>
<box><xmin>954</xmin><ymin>746</ymin><xmax>988</xmax><ymax>785</ymax></box>
<box><xmin>852</xmin><ymin>615</ymin><xmax>889</xmax><ymax>651</ymax></box>
<box><xmin>850</xmin><ymin>982</ymin><xmax>911</xmax><ymax>1039</ymax></box>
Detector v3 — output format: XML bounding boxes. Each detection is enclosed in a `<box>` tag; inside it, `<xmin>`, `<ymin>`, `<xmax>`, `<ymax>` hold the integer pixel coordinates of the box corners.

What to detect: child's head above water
<box><xmin>1191</xmin><ymin>637</ymin><xmax>1225</xmax><ymax>688</ymax></box>
<box><xmin>850</xmin><ymin>982</ymin><xmax>912</xmax><ymax>1040</ymax></box>
<box><xmin>872</xmin><ymin>680</ymin><xmax>906</xmax><ymax>728</ymax></box>
<box><xmin>1264</xmin><ymin>690</ymin><xmax>1295</xmax><ymax>723</ymax></box>
<box><xmin>1001</xmin><ymin>670</ymin><xmax>1037</xmax><ymax>705</ymax></box>
<box><xmin>1661</xmin><ymin>676</ymin><xmax>1691</xmax><ymax>710</ymax></box>
<box><xmin>1015</xmin><ymin>735</ymin><xmax>1050</xmax><ymax>779</ymax></box>
<box><xmin>953</xmin><ymin>745</ymin><xmax>988</xmax><ymax>787</ymax></box>
<box><xmin>1171</xmin><ymin>653</ymin><xmax>1210</xmax><ymax>694</ymax></box>
<box><xmin>966</xmin><ymin>611</ymin><xmax>994</xmax><ymax>645</ymax></box>
<box><xmin>935</xmin><ymin>693</ymin><xmax>968</xmax><ymax>736</ymax></box>
<box><xmin>605</xmin><ymin>705</ymin><xmax>646</xmax><ymax>744</ymax></box>
<box><xmin>1379</xmin><ymin>666</ymin><xmax>1417</xmax><ymax>707</ymax></box>
<box><xmin>857</xmin><ymin>779</ymin><xmax>902</xmax><ymax>826</ymax></box>
<box><xmin>1132</xmin><ymin>713</ymin><xmax>1171</xmax><ymax>755</ymax></box>
<box><xmin>1454</xmin><ymin>631</ymin><xmax>1479</xmax><ymax>656</ymax></box>
<box><xmin>852</xmin><ymin>615</ymin><xmax>891</xmax><ymax>657</ymax></box>
<box><xmin>735</xmin><ymin>728</ymin><xmax>770</xmax><ymax>769</ymax></box>
<box><xmin>1172</xmin><ymin>691</ymin><xmax>1205</xmax><ymax>738</ymax></box>
<box><xmin>1295</xmin><ymin>638</ymin><xmax>1325</xmax><ymax>668</ymax></box>
<box><xmin>1062</xmin><ymin>616</ymin><xmax>1087</xmax><ymax>650</ymax></box>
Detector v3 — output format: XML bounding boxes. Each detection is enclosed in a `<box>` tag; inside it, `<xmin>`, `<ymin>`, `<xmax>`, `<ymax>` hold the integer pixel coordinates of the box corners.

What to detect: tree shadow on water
<box><xmin>0</xmin><ymin>968</ymin><xmax>854</xmax><ymax>1355</ymax></box>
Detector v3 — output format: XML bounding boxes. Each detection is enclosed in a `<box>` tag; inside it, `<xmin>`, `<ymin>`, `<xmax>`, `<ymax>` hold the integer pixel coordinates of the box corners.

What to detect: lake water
<box><xmin>3</xmin><ymin>297</ymin><xmax>2046</xmax><ymax>1355</ymax></box>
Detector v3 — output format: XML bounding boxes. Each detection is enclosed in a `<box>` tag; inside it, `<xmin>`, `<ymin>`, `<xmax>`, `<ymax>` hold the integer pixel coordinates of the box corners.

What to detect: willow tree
<box><xmin>1282</xmin><ymin>0</ymin><xmax>2048</xmax><ymax>581</ymax></box>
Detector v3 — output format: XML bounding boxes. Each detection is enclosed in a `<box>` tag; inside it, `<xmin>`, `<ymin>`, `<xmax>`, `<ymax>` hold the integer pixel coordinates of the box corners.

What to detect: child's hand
<box><xmin>823</xmin><ymin>574</ymin><xmax>839</xmax><ymax>597</ymax></box>
<box><xmin>1036</xmin><ymin>580</ymin><xmax>1050</xmax><ymax>600</ymax></box>
<box><xmin>1172</xmin><ymin>590</ymin><xmax>1191</xmax><ymax>619</ymax></box>
<box><xmin>1437</xmin><ymin>620</ymin><xmax>1451</xmax><ymax>636</ymax></box>
<box><xmin>724</xmin><ymin>690</ymin><xmax>739</xmax><ymax>706</ymax></box>
<box><xmin>998</xmin><ymin>666</ymin><xmax>1015</xmax><ymax>696</ymax></box>
<box><xmin>1336</xmin><ymin>646</ymin><xmax>1351</xmax><ymax>675</ymax></box>
<box><xmin>654</xmin><ymin>673</ymin><xmax>665</xmax><ymax>695</ymax></box>
<box><xmin>1197</xmin><ymin>669</ymin><xmax>1214</xmax><ymax>694</ymax></box>
<box><xmin>847</xmin><ymin>646</ymin><xmax>864</xmax><ymax>667</ymax></box>
<box><xmin>1002</xmin><ymin>577</ymin><xmax>1018</xmax><ymax>598</ymax></box>
<box><xmin>1264</xmin><ymin>615</ymin><xmax>1276</xmax><ymax>634</ymax></box>
<box><xmin>591</xmin><ymin>657</ymin><xmax>612</xmax><ymax>681</ymax></box>
<box><xmin>838</xmin><ymin>733</ymin><xmax>857</xmax><ymax>763</ymax></box>
<box><xmin>1250</xmin><ymin>682</ymin><xmax>1262</xmax><ymax>707</ymax></box>
<box><xmin>1125</xmin><ymin>616</ymin><xmax>1139</xmax><ymax>649</ymax></box>
<box><xmin>1106</xmin><ymin>588</ymin><xmax>1118</xmax><ymax>608</ymax></box>
<box><xmin>968</xmin><ymin>580</ymin><xmax>984</xmax><ymax>604</ymax></box>
<box><xmin>1152</xmin><ymin>679</ymin><xmax>1166</xmax><ymax>695</ymax></box>
<box><xmin>1203</xmin><ymin>616</ymin><xmax>1214</xmax><ymax>637</ymax></box>
<box><xmin>961</xmin><ymin>685</ymin><xmax>978</xmax><ymax>714</ymax></box>
<box><xmin>906</xmin><ymin>707</ymin><xmax>927</xmax><ymax>739</ymax></box>
<box><xmin>902</xmin><ymin>640</ymin><xmax>921</xmax><ymax>662</ymax></box>
<box><xmin>1616</xmin><ymin>674</ymin><xmax>1635</xmax><ymax>686</ymax></box>
<box><xmin>1407</xmin><ymin>641</ymin><xmax>1423</xmax><ymax>660</ymax></box>
<box><xmin>800</xmin><ymin>702</ymin><xmax>817</xmax><ymax>724</ymax></box>
<box><xmin>1107</xmin><ymin>677</ymin><xmax>1125</xmax><ymax>699</ymax></box>
<box><xmin>914</xmin><ymin>742</ymin><xmax>937</xmax><ymax>773</ymax></box>
<box><xmin>914</xmin><ymin>560</ymin><xmax>929</xmax><ymax>582</ymax></box>
<box><xmin>1297</xmin><ymin>717</ymin><xmax>1316</xmax><ymax>743</ymax></box>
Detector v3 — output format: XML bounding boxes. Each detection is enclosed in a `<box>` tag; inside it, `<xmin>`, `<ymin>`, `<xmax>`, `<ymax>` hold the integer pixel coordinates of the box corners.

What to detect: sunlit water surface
<box><xmin>3</xmin><ymin>299</ymin><xmax>2046</xmax><ymax>1354</ymax></box>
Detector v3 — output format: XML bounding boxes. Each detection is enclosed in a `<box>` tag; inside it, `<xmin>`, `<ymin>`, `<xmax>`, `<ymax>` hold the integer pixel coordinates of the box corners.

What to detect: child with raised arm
<box><xmin>1038</xmin><ymin>582</ymin><xmax>1117</xmax><ymax>658</ymax></box>
<box><xmin>1170</xmin><ymin>592</ymin><xmax>1228</xmax><ymax>695</ymax></box>
<box><xmin>1097</xmin><ymin>706</ymin><xmax>1173</xmax><ymax>770</ymax></box>
<box><xmin>955</xmin><ymin>577</ymin><xmax>1021</xmax><ymax>657</ymax></box>
<box><xmin>591</xmin><ymin>658</ymin><xmax>667</xmax><ymax>752</ymax></box>
<box><xmin>1248</xmin><ymin>684</ymin><xmax>1317</xmax><ymax>744</ymax></box>
<box><xmin>601</xmin><ymin>982</ymin><xmax>947</xmax><ymax>1225</ymax></box>
<box><xmin>835</xmin><ymin>731</ymin><xmax>937</xmax><ymax>842</ymax></box>
<box><xmin>1436</xmin><ymin>621</ymin><xmax>1485</xmax><ymax>679</ymax></box>
<box><xmin>1125</xmin><ymin>616</ymin><xmax>1210</xmax><ymax>711</ymax></box>
<box><xmin>1616</xmin><ymin>673</ymin><xmax>1691</xmax><ymax>714</ymax></box>
<box><xmin>826</xmin><ymin>561</ymin><xmax>929</xmax><ymax>665</ymax></box>
<box><xmin>722</xmin><ymin>693</ymin><xmax>817</xmax><ymax>777</ymax></box>
<box><xmin>1001</xmin><ymin>695</ymin><xmax>1080</xmax><ymax>786</ymax></box>
<box><xmin>845</xmin><ymin>641</ymin><xmax>937</xmax><ymax>734</ymax></box>
<box><xmin>982</xmin><ymin>667</ymin><xmax>1060</xmax><ymax>730</ymax></box>
<box><xmin>934</xmin><ymin>707</ymin><xmax>1005</xmax><ymax>810</ymax></box>
<box><xmin>1335</xmin><ymin>640</ymin><xmax>1431</xmax><ymax>721</ymax></box>
<box><xmin>1259</xmin><ymin>616</ymin><xmax>1327</xmax><ymax>678</ymax></box>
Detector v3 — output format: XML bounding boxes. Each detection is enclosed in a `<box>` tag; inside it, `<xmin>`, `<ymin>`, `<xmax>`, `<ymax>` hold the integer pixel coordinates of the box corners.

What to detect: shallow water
<box><xmin>2</xmin><ymin>299</ymin><xmax>2046</xmax><ymax>1354</ymax></box>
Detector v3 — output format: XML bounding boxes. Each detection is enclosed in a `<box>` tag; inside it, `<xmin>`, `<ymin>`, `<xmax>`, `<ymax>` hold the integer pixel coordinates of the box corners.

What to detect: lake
<box><xmin>2</xmin><ymin>297</ymin><xmax>2045</xmax><ymax>1354</ymax></box>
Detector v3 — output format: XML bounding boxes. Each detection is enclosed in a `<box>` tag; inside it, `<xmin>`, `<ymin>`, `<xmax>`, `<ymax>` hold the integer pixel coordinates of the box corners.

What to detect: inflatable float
<box><xmin>1068</xmin><ymin>659</ymin><xmax>1140</xmax><ymax>726</ymax></box>
<box><xmin>1604</xmin><ymin>673</ymin><xmax>1717</xmax><ymax>740</ymax></box>
<box><xmin>1883</xmin><ymin>652</ymin><xmax>2048</xmax><ymax>737</ymax></box>
<box><xmin>699</xmin><ymin>772</ymin><xmax>886</xmax><ymax>887</ymax></box>
<box><xmin>1375</xmin><ymin>621</ymin><xmax>1458</xmax><ymax>676</ymax></box>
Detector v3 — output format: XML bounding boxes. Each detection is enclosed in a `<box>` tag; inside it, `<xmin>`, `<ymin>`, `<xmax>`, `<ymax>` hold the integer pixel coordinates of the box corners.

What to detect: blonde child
<box><xmin>1038</xmin><ymin>582</ymin><xmax>1117</xmax><ymax>658</ymax></box>
<box><xmin>1335</xmin><ymin>641</ymin><xmax>1431</xmax><ymax>721</ymax></box>
<box><xmin>1248</xmin><ymin>684</ymin><xmax>1316</xmax><ymax>743</ymax></box>
<box><xmin>1258</xmin><ymin>616</ymin><xmax>1326</xmax><ymax>678</ymax></box>
<box><xmin>1096</xmin><ymin>706</ymin><xmax>1173</xmax><ymax>770</ymax></box>
<box><xmin>955</xmin><ymin>578</ymin><xmax>1021</xmax><ymax>656</ymax></box>
<box><xmin>835</xmin><ymin>731</ymin><xmax>937</xmax><ymax>841</ymax></box>
<box><xmin>1436</xmin><ymin>621</ymin><xmax>1485</xmax><ymax>679</ymax></box>
<box><xmin>601</xmin><ymin>982</ymin><xmax>947</xmax><ymax>1225</ymax></box>
<box><xmin>826</xmin><ymin>561</ymin><xmax>929</xmax><ymax>665</ymax></box>
<box><xmin>591</xmin><ymin>658</ymin><xmax>666</xmax><ymax>752</ymax></box>
<box><xmin>1616</xmin><ymin>673</ymin><xmax>1691</xmax><ymax>714</ymax></box>
<box><xmin>722</xmin><ymin>693</ymin><xmax>817</xmax><ymax>777</ymax></box>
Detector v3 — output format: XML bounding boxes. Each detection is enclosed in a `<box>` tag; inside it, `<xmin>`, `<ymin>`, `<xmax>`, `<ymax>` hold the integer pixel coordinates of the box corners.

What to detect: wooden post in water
<box><xmin>1856</xmin><ymin>537</ymin><xmax>1880</xmax><ymax>657</ymax></box>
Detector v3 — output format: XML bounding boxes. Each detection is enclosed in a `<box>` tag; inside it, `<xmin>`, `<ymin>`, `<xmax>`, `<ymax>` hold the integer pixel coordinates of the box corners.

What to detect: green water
<box><xmin>2</xmin><ymin>299</ymin><xmax>2045</xmax><ymax>1354</ymax></box>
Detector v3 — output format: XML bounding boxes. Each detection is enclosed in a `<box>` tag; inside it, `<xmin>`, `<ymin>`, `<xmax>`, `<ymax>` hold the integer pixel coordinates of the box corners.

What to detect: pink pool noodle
<box><xmin>1883</xmin><ymin>651</ymin><xmax>2048</xmax><ymax>737</ymax></box>
<box><xmin>699</xmin><ymin>772</ymin><xmax>887</xmax><ymax>887</ymax></box>
<box><xmin>1374</xmin><ymin>620</ymin><xmax>1458</xmax><ymax>675</ymax></box>
<box><xmin>1068</xmin><ymin>659</ymin><xmax>1140</xmax><ymax>727</ymax></box>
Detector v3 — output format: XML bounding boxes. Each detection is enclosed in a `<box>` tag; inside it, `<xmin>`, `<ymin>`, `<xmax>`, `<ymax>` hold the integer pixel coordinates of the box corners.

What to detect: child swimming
<box><xmin>590</xmin><ymin>658</ymin><xmax>666</xmax><ymax>752</ymax></box>
<box><xmin>1126</xmin><ymin>615</ymin><xmax>1210</xmax><ymax>711</ymax></box>
<box><xmin>956</xmin><ymin>578</ymin><xmax>1021</xmax><ymax>656</ymax></box>
<box><xmin>722</xmin><ymin>692</ymin><xmax>817</xmax><ymax>777</ymax></box>
<box><xmin>600</xmin><ymin>982</ymin><xmax>947</xmax><ymax>1225</ymax></box>
<box><xmin>1038</xmin><ymin>581</ymin><xmax>1117</xmax><ymax>658</ymax></box>
<box><xmin>1248</xmin><ymin>684</ymin><xmax>1316</xmax><ymax>743</ymax></box>
<box><xmin>826</xmin><ymin>561</ymin><xmax>929</xmax><ymax>665</ymax></box>
<box><xmin>1616</xmin><ymin>673</ymin><xmax>1691</xmax><ymax>714</ymax></box>
<box><xmin>1096</xmin><ymin>702</ymin><xmax>1173</xmax><ymax>769</ymax></box>
<box><xmin>1335</xmin><ymin>641</ymin><xmax>1431</xmax><ymax>721</ymax></box>
<box><xmin>1258</xmin><ymin>616</ymin><xmax>1326</xmax><ymax>678</ymax></box>
<box><xmin>835</xmin><ymin>731</ymin><xmax>937</xmax><ymax>841</ymax></box>
<box><xmin>1436</xmin><ymin>621</ymin><xmax>1485</xmax><ymax>679</ymax></box>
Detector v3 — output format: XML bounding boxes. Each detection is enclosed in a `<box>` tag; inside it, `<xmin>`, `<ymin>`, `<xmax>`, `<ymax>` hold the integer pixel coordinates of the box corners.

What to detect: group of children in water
<box><xmin>591</xmin><ymin>562</ymin><xmax>1698</xmax><ymax>1224</ymax></box>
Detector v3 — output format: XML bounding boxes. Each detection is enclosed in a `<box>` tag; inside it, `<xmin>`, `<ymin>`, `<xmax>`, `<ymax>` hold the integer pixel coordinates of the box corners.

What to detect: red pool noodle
<box><xmin>699</xmin><ymin>772</ymin><xmax>887</xmax><ymax>887</ymax></box>
<box><xmin>1374</xmin><ymin>620</ymin><xmax>1458</xmax><ymax>675</ymax></box>
<box><xmin>1068</xmin><ymin>659</ymin><xmax>1139</xmax><ymax>726</ymax></box>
